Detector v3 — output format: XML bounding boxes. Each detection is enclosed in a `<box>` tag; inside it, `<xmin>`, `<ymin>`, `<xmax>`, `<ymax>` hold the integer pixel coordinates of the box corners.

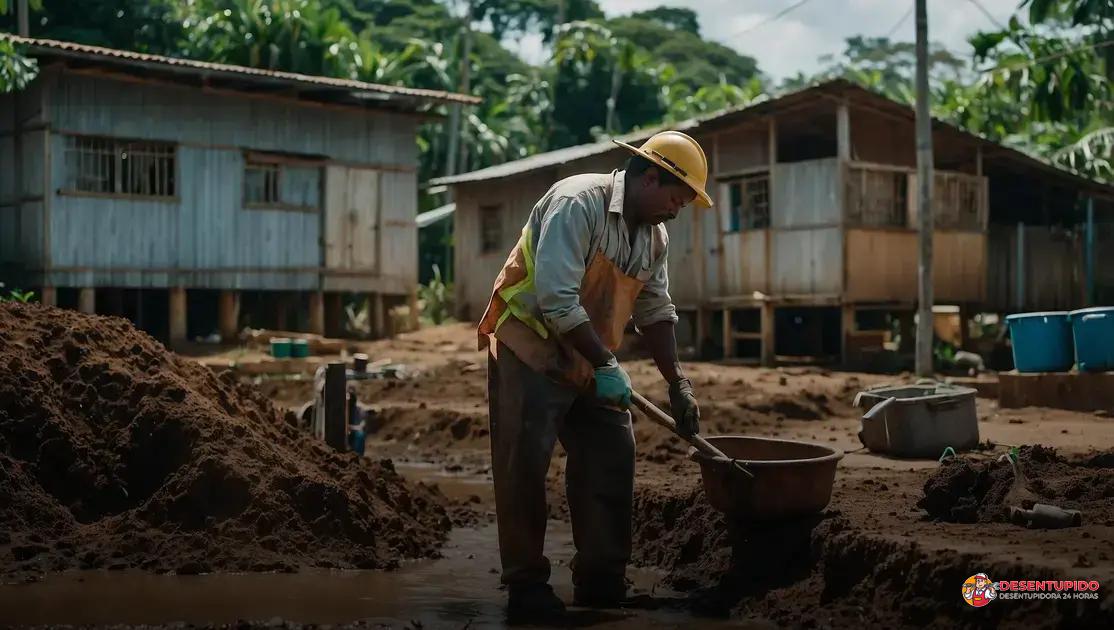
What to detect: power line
<box><xmin>978</xmin><ymin>38</ymin><xmax>1114</xmax><ymax>74</ymax></box>
<box><xmin>966</xmin><ymin>0</ymin><xmax>1009</xmax><ymax>32</ymax></box>
<box><xmin>885</xmin><ymin>4</ymin><xmax>914</xmax><ymax>39</ymax></box>
<box><xmin>728</xmin><ymin>0</ymin><xmax>817</xmax><ymax>40</ymax></box>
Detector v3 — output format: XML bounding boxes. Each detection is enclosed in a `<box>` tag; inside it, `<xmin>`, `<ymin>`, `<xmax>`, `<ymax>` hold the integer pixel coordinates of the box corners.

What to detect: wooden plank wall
<box><xmin>985</xmin><ymin>225</ymin><xmax>1082</xmax><ymax>311</ymax></box>
<box><xmin>0</xmin><ymin>86</ymin><xmax>48</xmax><ymax>274</ymax></box>
<box><xmin>33</xmin><ymin>71</ymin><xmax>417</xmax><ymax>292</ymax></box>
<box><xmin>47</xmin><ymin>73</ymin><xmax>417</xmax><ymax>166</ymax></box>
<box><xmin>453</xmin><ymin>171</ymin><xmax>555</xmax><ymax>321</ymax></box>
<box><xmin>845</xmin><ymin>229</ymin><xmax>986</xmax><ymax>303</ymax></box>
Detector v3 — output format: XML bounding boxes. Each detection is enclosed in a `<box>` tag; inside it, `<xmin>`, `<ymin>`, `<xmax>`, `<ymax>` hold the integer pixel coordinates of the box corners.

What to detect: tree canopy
<box><xmin>0</xmin><ymin>0</ymin><xmax>1109</xmax><ymax>181</ymax></box>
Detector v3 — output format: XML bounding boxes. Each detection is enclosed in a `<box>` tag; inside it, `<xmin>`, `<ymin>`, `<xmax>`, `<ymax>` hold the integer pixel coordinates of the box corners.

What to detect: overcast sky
<box><xmin>510</xmin><ymin>0</ymin><xmax>1022</xmax><ymax>80</ymax></box>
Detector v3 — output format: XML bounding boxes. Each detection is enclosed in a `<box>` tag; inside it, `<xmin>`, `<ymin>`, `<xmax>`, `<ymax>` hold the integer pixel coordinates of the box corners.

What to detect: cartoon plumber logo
<box><xmin>962</xmin><ymin>573</ymin><xmax>998</xmax><ymax>607</ymax></box>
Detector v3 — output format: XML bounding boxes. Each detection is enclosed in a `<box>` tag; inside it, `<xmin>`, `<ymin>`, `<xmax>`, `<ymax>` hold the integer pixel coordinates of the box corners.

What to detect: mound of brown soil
<box><xmin>918</xmin><ymin>446</ymin><xmax>1114</xmax><ymax>524</ymax></box>
<box><xmin>631</xmin><ymin>473</ymin><xmax>1113</xmax><ymax>628</ymax></box>
<box><xmin>0</xmin><ymin>303</ymin><xmax>454</xmax><ymax>581</ymax></box>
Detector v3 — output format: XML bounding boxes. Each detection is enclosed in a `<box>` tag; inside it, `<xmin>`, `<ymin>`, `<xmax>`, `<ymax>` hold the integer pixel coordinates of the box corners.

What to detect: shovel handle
<box><xmin>630</xmin><ymin>390</ymin><xmax>753</xmax><ymax>478</ymax></box>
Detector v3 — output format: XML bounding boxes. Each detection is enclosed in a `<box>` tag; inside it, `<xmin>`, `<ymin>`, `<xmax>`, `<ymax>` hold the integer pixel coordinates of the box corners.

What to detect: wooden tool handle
<box><xmin>630</xmin><ymin>390</ymin><xmax>753</xmax><ymax>478</ymax></box>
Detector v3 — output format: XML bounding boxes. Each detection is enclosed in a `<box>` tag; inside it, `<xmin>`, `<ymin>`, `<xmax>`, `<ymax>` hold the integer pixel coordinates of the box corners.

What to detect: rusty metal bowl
<box><xmin>689</xmin><ymin>436</ymin><xmax>843</xmax><ymax>521</ymax></box>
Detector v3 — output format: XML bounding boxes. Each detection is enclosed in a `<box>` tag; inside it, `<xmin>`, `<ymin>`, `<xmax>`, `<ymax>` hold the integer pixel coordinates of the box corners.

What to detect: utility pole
<box><xmin>444</xmin><ymin>2</ymin><xmax>472</xmax><ymax>183</ymax></box>
<box><xmin>914</xmin><ymin>0</ymin><xmax>935</xmax><ymax>378</ymax></box>
<box><xmin>17</xmin><ymin>0</ymin><xmax>30</xmax><ymax>36</ymax></box>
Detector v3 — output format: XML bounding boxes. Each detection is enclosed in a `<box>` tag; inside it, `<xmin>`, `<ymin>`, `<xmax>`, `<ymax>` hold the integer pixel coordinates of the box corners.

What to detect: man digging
<box><xmin>478</xmin><ymin>131</ymin><xmax>713</xmax><ymax>621</ymax></box>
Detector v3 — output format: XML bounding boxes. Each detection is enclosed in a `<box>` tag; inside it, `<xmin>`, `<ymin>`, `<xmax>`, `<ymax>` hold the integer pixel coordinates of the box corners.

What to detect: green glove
<box><xmin>594</xmin><ymin>357</ymin><xmax>632</xmax><ymax>409</ymax></box>
<box><xmin>669</xmin><ymin>377</ymin><xmax>700</xmax><ymax>436</ymax></box>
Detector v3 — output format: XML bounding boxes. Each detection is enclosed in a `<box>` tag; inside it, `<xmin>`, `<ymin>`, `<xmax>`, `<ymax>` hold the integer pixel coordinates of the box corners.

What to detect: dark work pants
<box><xmin>488</xmin><ymin>341</ymin><xmax>636</xmax><ymax>587</ymax></box>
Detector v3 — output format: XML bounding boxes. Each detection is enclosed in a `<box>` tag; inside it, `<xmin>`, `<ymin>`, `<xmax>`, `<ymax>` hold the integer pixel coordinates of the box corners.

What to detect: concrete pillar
<box><xmin>218</xmin><ymin>290</ymin><xmax>240</xmax><ymax>343</ymax></box>
<box><xmin>308</xmin><ymin>291</ymin><xmax>325</xmax><ymax>336</ymax></box>
<box><xmin>760</xmin><ymin>302</ymin><xmax>776</xmax><ymax>366</ymax></box>
<box><xmin>78</xmin><ymin>288</ymin><xmax>96</xmax><ymax>315</ymax></box>
<box><xmin>40</xmin><ymin>287</ymin><xmax>56</xmax><ymax>307</ymax></box>
<box><xmin>169</xmin><ymin>287</ymin><xmax>188</xmax><ymax>347</ymax></box>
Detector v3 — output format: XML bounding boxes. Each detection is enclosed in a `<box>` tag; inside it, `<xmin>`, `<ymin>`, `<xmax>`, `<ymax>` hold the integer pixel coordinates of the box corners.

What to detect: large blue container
<box><xmin>1069</xmin><ymin>307</ymin><xmax>1114</xmax><ymax>372</ymax></box>
<box><xmin>1005</xmin><ymin>312</ymin><xmax>1074</xmax><ymax>373</ymax></box>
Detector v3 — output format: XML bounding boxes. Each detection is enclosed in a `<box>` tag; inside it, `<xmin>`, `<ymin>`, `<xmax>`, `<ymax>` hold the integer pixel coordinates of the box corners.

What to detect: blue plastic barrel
<box><xmin>1005</xmin><ymin>312</ymin><xmax>1074</xmax><ymax>373</ymax></box>
<box><xmin>1069</xmin><ymin>307</ymin><xmax>1114</xmax><ymax>372</ymax></box>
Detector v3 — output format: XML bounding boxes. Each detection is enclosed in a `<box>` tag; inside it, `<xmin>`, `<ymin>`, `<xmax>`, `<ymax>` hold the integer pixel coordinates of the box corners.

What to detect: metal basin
<box><xmin>689</xmin><ymin>436</ymin><xmax>843</xmax><ymax>521</ymax></box>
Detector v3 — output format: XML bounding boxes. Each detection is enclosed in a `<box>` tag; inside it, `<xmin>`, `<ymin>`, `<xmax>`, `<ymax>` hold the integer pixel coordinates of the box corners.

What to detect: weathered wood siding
<box><xmin>845</xmin><ymin>229</ymin><xmax>987</xmax><ymax>303</ymax></box>
<box><xmin>772</xmin><ymin>158</ymin><xmax>841</xmax><ymax>228</ymax></box>
<box><xmin>48</xmin><ymin>144</ymin><xmax>320</xmax><ymax>290</ymax></box>
<box><xmin>0</xmin><ymin>85</ymin><xmax>48</xmax><ymax>273</ymax></box>
<box><xmin>15</xmin><ymin>70</ymin><xmax>419</xmax><ymax>291</ymax></box>
<box><xmin>453</xmin><ymin>171</ymin><xmax>554</xmax><ymax>321</ymax></box>
<box><xmin>986</xmin><ymin>225</ymin><xmax>1081</xmax><ymax>311</ymax></box>
<box><xmin>46</xmin><ymin>73</ymin><xmax>417</xmax><ymax>166</ymax></box>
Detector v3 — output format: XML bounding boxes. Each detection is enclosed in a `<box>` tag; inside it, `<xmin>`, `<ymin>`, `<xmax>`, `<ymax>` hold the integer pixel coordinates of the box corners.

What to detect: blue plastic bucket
<box><xmin>270</xmin><ymin>337</ymin><xmax>292</xmax><ymax>358</ymax></box>
<box><xmin>1005</xmin><ymin>312</ymin><xmax>1074</xmax><ymax>373</ymax></box>
<box><xmin>290</xmin><ymin>338</ymin><xmax>310</xmax><ymax>358</ymax></box>
<box><xmin>1069</xmin><ymin>307</ymin><xmax>1114</xmax><ymax>372</ymax></box>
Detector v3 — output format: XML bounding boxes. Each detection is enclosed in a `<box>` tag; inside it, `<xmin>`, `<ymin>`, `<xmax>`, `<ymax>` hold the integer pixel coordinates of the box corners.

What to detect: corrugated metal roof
<box><xmin>431</xmin><ymin>79</ymin><xmax>1114</xmax><ymax>196</ymax></box>
<box><xmin>430</xmin><ymin>117</ymin><xmax>703</xmax><ymax>186</ymax></box>
<box><xmin>3</xmin><ymin>34</ymin><xmax>481</xmax><ymax>107</ymax></box>
<box><xmin>416</xmin><ymin>202</ymin><xmax>455</xmax><ymax>228</ymax></box>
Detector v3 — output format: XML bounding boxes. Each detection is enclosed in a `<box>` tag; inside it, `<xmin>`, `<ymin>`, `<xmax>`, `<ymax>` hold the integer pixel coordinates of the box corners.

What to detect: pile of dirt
<box><xmin>918</xmin><ymin>446</ymin><xmax>1114</xmax><ymax>524</ymax></box>
<box><xmin>0</xmin><ymin>302</ymin><xmax>456</xmax><ymax>581</ymax></box>
<box><xmin>630</xmin><ymin>474</ymin><xmax>1113</xmax><ymax>628</ymax></box>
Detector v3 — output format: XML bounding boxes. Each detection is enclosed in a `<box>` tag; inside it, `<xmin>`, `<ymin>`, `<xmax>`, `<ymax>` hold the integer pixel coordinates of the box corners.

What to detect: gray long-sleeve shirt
<box><xmin>516</xmin><ymin>170</ymin><xmax>678</xmax><ymax>335</ymax></box>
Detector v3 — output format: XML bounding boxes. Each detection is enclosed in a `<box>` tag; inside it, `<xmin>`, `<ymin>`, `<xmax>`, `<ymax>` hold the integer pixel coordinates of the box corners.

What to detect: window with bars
<box><xmin>243</xmin><ymin>154</ymin><xmax>322</xmax><ymax>211</ymax></box>
<box><xmin>725</xmin><ymin>173</ymin><xmax>770</xmax><ymax>232</ymax></box>
<box><xmin>64</xmin><ymin>136</ymin><xmax>177</xmax><ymax>198</ymax></box>
<box><xmin>480</xmin><ymin>205</ymin><xmax>503</xmax><ymax>253</ymax></box>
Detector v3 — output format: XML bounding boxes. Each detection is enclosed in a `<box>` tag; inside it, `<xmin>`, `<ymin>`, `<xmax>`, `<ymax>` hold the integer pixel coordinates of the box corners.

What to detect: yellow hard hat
<box><xmin>614</xmin><ymin>130</ymin><xmax>713</xmax><ymax>208</ymax></box>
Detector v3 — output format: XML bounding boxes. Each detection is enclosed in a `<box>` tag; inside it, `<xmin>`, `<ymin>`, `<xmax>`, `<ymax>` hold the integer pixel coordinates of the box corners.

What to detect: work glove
<box><xmin>594</xmin><ymin>357</ymin><xmax>632</xmax><ymax>409</ymax></box>
<box><xmin>669</xmin><ymin>378</ymin><xmax>700</xmax><ymax>436</ymax></box>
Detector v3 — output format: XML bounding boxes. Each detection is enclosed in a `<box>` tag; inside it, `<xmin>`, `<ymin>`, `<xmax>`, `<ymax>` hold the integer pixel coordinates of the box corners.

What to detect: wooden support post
<box><xmin>722</xmin><ymin>308</ymin><xmax>733</xmax><ymax>358</ymax></box>
<box><xmin>408</xmin><ymin>287</ymin><xmax>420</xmax><ymax>332</ymax></box>
<box><xmin>761</xmin><ymin>302</ymin><xmax>776</xmax><ymax>366</ymax></box>
<box><xmin>841</xmin><ymin>303</ymin><xmax>856</xmax><ymax>365</ymax></box>
<box><xmin>308</xmin><ymin>291</ymin><xmax>325</xmax><ymax>336</ymax></box>
<box><xmin>325</xmin><ymin>292</ymin><xmax>343</xmax><ymax>338</ymax></box>
<box><xmin>78</xmin><ymin>288</ymin><xmax>96</xmax><ymax>314</ymax></box>
<box><xmin>324</xmin><ymin>361</ymin><xmax>348</xmax><ymax>452</ymax></box>
<box><xmin>695</xmin><ymin>307</ymin><xmax>707</xmax><ymax>359</ymax></box>
<box><xmin>898</xmin><ymin>310</ymin><xmax>915</xmax><ymax>353</ymax></box>
<box><xmin>958</xmin><ymin>303</ymin><xmax>971</xmax><ymax>352</ymax></box>
<box><xmin>40</xmin><ymin>287</ymin><xmax>56</xmax><ymax>307</ymax></box>
<box><xmin>837</xmin><ymin>101</ymin><xmax>851</xmax><ymax>161</ymax></box>
<box><xmin>168</xmin><ymin>287</ymin><xmax>187</xmax><ymax>347</ymax></box>
<box><xmin>274</xmin><ymin>292</ymin><xmax>289</xmax><ymax>331</ymax></box>
<box><xmin>373</xmin><ymin>292</ymin><xmax>386</xmax><ymax>339</ymax></box>
<box><xmin>218</xmin><ymin>290</ymin><xmax>240</xmax><ymax>342</ymax></box>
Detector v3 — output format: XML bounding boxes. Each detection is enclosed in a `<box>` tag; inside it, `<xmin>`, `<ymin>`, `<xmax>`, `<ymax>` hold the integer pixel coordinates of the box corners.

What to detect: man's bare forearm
<box><xmin>641</xmin><ymin>320</ymin><xmax>684</xmax><ymax>384</ymax></box>
<box><xmin>562</xmin><ymin>321</ymin><xmax>615</xmax><ymax>367</ymax></box>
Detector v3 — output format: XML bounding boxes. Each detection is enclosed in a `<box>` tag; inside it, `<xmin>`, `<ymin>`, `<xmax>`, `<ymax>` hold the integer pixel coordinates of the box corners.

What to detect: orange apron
<box><xmin>478</xmin><ymin>248</ymin><xmax>644</xmax><ymax>390</ymax></box>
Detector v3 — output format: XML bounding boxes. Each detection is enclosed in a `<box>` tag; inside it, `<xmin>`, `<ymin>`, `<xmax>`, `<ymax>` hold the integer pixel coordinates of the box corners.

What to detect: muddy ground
<box><xmin>4</xmin><ymin>316</ymin><xmax>1113</xmax><ymax>628</ymax></box>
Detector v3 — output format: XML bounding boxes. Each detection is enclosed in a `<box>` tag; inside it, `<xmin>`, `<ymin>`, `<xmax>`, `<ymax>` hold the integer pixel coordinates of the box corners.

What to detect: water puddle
<box><xmin>0</xmin><ymin>464</ymin><xmax>752</xmax><ymax>628</ymax></box>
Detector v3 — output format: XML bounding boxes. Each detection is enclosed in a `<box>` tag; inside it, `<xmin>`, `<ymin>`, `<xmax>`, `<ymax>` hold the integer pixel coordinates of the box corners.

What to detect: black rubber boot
<box><xmin>572</xmin><ymin>575</ymin><xmax>628</xmax><ymax>608</ymax></box>
<box><xmin>507</xmin><ymin>583</ymin><xmax>566</xmax><ymax>623</ymax></box>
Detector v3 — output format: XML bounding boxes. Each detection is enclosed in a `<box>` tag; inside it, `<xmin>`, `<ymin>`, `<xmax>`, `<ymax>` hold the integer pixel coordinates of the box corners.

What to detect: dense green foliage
<box><xmin>0</xmin><ymin>0</ymin><xmax>1108</xmax><ymax>182</ymax></box>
